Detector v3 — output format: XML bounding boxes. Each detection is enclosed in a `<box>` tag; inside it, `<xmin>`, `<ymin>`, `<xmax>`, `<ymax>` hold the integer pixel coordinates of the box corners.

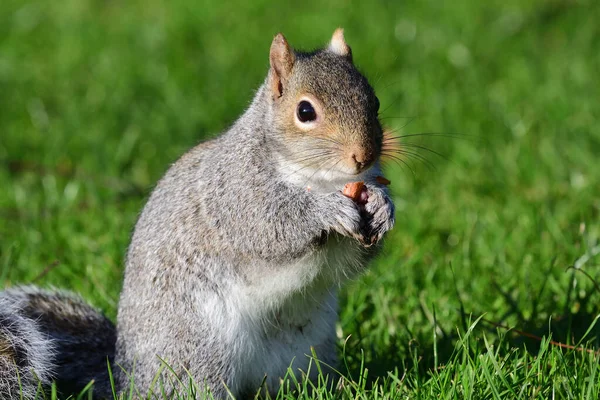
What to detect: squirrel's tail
<box><xmin>0</xmin><ymin>286</ymin><xmax>116</xmax><ymax>399</ymax></box>
<box><xmin>0</xmin><ymin>304</ymin><xmax>55</xmax><ymax>399</ymax></box>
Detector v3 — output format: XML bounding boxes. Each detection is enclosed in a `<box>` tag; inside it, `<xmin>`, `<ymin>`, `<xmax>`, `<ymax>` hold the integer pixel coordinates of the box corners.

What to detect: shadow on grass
<box><xmin>342</xmin><ymin>263</ymin><xmax>600</xmax><ymax>389</ymax></box>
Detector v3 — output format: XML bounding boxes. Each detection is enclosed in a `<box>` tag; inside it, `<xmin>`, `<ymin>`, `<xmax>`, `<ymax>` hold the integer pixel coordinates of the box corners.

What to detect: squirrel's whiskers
<box><xmin>380</xmin><ymin>128</ymin><xmax>455</xmax><ymax>173</ymax></box>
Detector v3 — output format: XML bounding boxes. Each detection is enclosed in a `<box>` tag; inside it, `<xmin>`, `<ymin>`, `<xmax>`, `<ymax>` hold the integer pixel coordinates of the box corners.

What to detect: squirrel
<box><xmin>0</xmin><ymin>29</ymin><xmax>394</xmax><ymax>399</ymax></box>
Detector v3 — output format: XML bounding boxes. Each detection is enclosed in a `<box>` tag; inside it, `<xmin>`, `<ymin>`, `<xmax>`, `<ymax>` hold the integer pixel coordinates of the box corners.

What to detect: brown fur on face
<box><xmin>268</xmin><ymin>30</ymin><xmax>383</xmax><ymax>176</ymax></box>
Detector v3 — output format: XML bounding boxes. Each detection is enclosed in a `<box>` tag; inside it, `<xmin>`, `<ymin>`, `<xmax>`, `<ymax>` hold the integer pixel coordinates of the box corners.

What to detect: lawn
<box><xmin>1</xmin><ymin>0</ymin><xmax>600</xmax><ymax>398</ymax></box>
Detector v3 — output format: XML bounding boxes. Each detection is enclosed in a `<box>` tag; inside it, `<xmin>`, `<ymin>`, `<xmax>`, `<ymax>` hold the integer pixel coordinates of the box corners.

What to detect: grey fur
<box><xmin>116</xmin><ymin>36</ymin><xmax>394</xmax><ymax>398</ymax></box>
<box><xmin>0</xmin><ymin>31</ymin><xmax>395</xmax><ymax>399</ymax></box>
<box><xmin>0</xmin><ymin>305</ymin><xmax>53</xmax><ymax>399</ymax></box>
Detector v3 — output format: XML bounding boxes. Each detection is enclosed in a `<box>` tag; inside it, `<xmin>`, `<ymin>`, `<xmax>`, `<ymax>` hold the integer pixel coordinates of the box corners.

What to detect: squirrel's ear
<box><xmin>328</xmin><ymin>28</ymin><xmax>352</xmax><ymax>61</ymax></box>
<box><xmin>269</xmin><ymin>33</ymin><xmax>295</xmax><ymax>99</ymax></box>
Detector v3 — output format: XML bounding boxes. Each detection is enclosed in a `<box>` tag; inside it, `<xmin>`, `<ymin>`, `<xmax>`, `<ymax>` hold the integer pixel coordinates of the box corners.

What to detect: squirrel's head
<box><xmin>267</xmin><ymin>29</ymin><xmax>383</xmax><ymax>183</ymax></box>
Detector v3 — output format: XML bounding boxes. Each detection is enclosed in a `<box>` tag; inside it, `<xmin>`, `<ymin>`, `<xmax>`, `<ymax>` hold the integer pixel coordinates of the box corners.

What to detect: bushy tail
<box><xmin>0</xmin><ymin>305</ymin><xmax>55</xmax><ymax>399</ymax></box>
<box><xmin>0</xmin><ymin>286</ymin><xmax>116</xmax><ymax>399</ymax></box>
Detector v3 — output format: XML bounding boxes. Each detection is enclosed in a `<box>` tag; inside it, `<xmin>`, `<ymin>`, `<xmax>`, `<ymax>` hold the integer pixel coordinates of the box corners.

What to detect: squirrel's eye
<box><xmin>296</xmin><ymin>101</ymin><xmax>317</xmax><ymax>123</ymax></box>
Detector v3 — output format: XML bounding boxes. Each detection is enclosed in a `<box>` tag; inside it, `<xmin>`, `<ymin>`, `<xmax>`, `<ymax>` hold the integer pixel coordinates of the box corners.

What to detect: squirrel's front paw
<box><xmin>322</xmin><ymin>192</ymin><xmax>365</xmax><ymax>243</ymax></box>
<box><xmin>363</xmin><ymin>185</ymin><xmax>395</xmax><ymax>245</ymax></box>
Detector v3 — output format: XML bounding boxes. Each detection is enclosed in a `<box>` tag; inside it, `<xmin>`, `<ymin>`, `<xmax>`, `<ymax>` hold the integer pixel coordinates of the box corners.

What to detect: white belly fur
<box><xmin>223</xmin><ymin>235</ymin><xmax>365</xmax><ymax>394</ymax></box>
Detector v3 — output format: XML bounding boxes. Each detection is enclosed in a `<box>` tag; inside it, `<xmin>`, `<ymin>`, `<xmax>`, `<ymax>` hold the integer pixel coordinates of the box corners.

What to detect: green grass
<box><xmin>2</xmin><ymin>0</ymin><xmax>600</xmax><ymax>398</ymax></box>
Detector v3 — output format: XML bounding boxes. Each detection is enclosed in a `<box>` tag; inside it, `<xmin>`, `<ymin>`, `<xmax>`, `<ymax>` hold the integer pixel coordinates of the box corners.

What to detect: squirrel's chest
<box><xmin>238</xmin><ymin>236</ymin><xmax>365</xmax><ymax>314</ymax></box>
<box><xmin>235</xmin><ymin>287</ymin><xmax>339</xmax><ymax>396</ymax></box>
<box><xmin>318</xmin><ymin>235</ymin><xmax>368</xmax><ymax>280</ymax></box>
<box><xmin>229</xmin><ymin>237</ymin><xmax>364</xmax><ymax>393</ymax></box>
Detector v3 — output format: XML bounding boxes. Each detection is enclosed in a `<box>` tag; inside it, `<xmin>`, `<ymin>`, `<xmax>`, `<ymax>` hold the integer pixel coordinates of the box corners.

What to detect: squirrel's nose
<box><xmin>348</xmin><ymin>146</ymin><xmax>373</xmax><ymax>173</ymax></box>
<box><xmin>351</xmin><ymin>153</ymin><xmax>366</xmax><ymax>169</ymax></box>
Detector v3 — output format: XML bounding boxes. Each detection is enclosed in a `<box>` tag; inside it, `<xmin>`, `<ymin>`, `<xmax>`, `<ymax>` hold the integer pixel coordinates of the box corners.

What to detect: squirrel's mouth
<box><xmin>338</xmin><ymin>164</ymin><xmax>370</xmax><ymax>176</ymax></box>
<box><xmin>274</xmin><ymin>144</ymin><xmax>381</xmax><ymax>190</ymax></box>
<box><xmin>277</xmin><ymin>153</ymin><xmax>379</xmax><ymax>192</ymax></box>
<box><xmin>340</xmin><ymin>154</ymin><xmax>378</xmax><ymax>176</ymax></box>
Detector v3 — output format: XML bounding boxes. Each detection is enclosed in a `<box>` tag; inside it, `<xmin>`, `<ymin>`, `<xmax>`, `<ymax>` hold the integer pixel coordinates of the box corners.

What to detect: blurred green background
<box><xmin>1</xmin><ymin>0</ymin><xmax>600</xmax><ymax>395</ymax></box>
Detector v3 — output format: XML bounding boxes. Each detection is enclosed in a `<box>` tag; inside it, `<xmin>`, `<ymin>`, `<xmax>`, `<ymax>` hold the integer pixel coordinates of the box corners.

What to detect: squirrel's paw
<box><xmin>322</xmin><ymin>192</ymin><xmax>366</xmax><ymax>243</ymax></box>
<box><xmin>363</xmin><ymin>185</ymin><xmax>395</xmax><ymax>245</ymax></box>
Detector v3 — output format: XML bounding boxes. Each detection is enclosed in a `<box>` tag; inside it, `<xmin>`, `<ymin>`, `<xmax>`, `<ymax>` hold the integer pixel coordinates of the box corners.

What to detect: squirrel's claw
<box><xmin>324</xmin><ymin>185</ymin><xmax>394</xmax><ymax>247</ymax></box>
<box><xmin>323</xmin><ymin>192</ymin><xmax>365</xmax><ymax>242</ymax></box>
<box><xmin>362</xmin><ymin>185</ymin><xmax>395</xmax><ymax>245</ymax></box>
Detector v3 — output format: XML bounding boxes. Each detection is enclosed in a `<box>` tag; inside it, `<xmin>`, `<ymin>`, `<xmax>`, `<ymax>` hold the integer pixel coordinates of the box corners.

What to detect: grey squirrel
<box><xmin>0</xmin><ymin>29</ymin><xmax>395</xmax><ymax>399</ymax></box>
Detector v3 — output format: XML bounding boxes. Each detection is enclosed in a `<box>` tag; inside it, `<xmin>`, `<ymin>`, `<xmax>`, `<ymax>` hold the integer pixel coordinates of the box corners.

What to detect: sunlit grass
<box><xmin>2</xmin><ymin>0</ymin><xmax>600</xmax><ymax>398</ymax></box>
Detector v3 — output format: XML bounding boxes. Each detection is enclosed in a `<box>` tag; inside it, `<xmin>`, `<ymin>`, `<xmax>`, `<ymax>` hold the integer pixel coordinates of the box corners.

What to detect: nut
<box><xmin>342</xmin><ymin>181</ymin><xmax>366</xmax><ymax>203</ymax></box>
